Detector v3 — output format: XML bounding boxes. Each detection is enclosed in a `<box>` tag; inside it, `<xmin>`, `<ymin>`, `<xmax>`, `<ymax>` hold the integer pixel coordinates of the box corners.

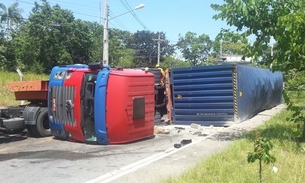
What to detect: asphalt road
<box><xmin>0</xmin><ymin>105</ymin><xmax>285</xmax><ymax>183</ymax></box>
<box><xmin>0</xmin><ymin>124</ymin><xmax>211</xmax><ymax>183</ymax></box>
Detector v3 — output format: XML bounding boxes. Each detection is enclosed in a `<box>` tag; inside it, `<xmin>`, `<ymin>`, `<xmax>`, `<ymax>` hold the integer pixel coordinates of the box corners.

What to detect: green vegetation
<box><xmin>163</xmin><ymin>91</ymin><xmax>305</xmax><ymax>183</ymax></box>
<box><xmin>211</xmin><ymin>0</ymin><xmax>305</xmax><ymax>140</ymax></box>
<box><xmin>0</xmin><ymin>70</ymin><xmax>48</xmax><ymax>106</ymax></box>
<box><xmin>164</xmin><ymin>109</ymin><xmax>305</xmax><ymax>183</ymax></box>
<box><xmin>247</xmin><ymin>135</ymin><xmax>276</xmax><ymax>183</ymax></box>
<box><xmin>0</xmin><ymin>1</ymin><xmax>248</xmax><ymax>74</ymax></box>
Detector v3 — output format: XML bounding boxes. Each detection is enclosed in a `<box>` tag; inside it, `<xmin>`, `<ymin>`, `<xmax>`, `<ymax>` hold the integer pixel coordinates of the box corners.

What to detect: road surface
<box><xmin>0</xmin><ymin>104</ymin><xmax>285</xmax><ymax>183</ymax></box>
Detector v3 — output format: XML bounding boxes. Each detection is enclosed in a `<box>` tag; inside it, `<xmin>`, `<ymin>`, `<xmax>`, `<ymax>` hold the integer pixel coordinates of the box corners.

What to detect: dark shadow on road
<box><xmin>0</xmin><ymin>131</ymin><xmax>28</xmax><ymax>144</ymax></box>
<box><xmin>208</xmin><ymin>128</ymin><xmax>249</xmax><ymax>141</ymax></box>
<box><xmin>206</xmin><ymin>121</ymin><xmax>302</xmax><ymax>150</ymax></box>
<box><xmin>0</xmin><ymin>149</ymin><xmax>98</xmax><ymax>162</ymax></box>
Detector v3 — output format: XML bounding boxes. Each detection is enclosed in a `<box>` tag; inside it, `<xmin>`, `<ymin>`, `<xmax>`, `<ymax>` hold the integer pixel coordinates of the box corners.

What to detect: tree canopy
<box><xmin>0</xmin><ymin>0</ymin><xmax>254</xmax><ymax>73</ymax></box>
<box><xmin>176</xmin><ymin>32</ymin><xmax>213</xmax><ymax>66</ymax></box>
<box><xmin>211</xmin><ymin>0</ymin><xmax>305</xmax><ymax>72</ymax></box>
<box><xmin>0</xmin><ymin>1</ymin><xmax>180</xmax><ymax>72</ymax></box>
<box><xmin>213</xmin><ymin>29</ymin><xmax>248</xmax><ymax>58</ymax></box>
<box><xmin>0</xmin><ymin>2</ymin><xmax>23</xmax><ymax>30</ymax></box>
<box><xmin>132</xmin><ymin>31</ymin><xmax>175</xmax><ymax>67</ymax></box>
<box><xmin>211</xmin><ymin>0</ymin><xmax>305</xmax><ymax>140</ymax></box>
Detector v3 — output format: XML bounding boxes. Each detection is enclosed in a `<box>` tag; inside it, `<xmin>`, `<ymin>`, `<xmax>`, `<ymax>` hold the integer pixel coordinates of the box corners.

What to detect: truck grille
<box><xmin>50</xmin><ymin>86</ymin><xmax>75</xmax><ymax>126</ymax></box>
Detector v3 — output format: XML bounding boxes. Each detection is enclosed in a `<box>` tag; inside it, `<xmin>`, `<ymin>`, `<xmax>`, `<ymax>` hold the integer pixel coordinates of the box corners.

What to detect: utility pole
<box><xmin>271</xmin><ymin>44</ymin><xmax>274</xmax><ymax>57</ymax></box>
<box><xmin>153</xmin><ymin>34</ymin><xmax>165</xmax><ymax>65</ymax></box>
<box><xmin>102</xmin><ymin>1</ymin><xmax>144</xmax><ymax>66</ymax></box>
<box><xmin>99</xmin><ymin>1</ymin><xmax>102</xmax><ymax>25</ymax></box>
<box><xmin>220</xmin><ymin>39</ymin><xmax>223</xmax><ymax>56</ymax></box>
<box><xmin>102</xmin><ymin>0</ymin><xmax>109</xmax><ymax>65</ymax></box>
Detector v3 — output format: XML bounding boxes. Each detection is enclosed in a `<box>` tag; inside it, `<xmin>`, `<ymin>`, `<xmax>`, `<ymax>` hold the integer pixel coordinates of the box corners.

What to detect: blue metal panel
<box><xmin>171</xmin><ymin>65</ymin><xmax>235</xmax><ymax>126</ymax></box>
<box><xmin>236</xmin><ymin>65</ymin><xmax>283</xmax><ymax>122</ymax></box>
<box><xmin>48</xmin><ymin>66</ymin><xmax>69</xmax><ymax>139</ymax></box>
<box><xmin>94</xmin><ymin>70</ymin><xmax>110</xmax><ymax>145</ymax></box>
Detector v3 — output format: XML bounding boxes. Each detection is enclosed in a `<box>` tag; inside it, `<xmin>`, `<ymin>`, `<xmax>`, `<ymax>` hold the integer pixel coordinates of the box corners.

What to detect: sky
<box><xmin>3</xmin><ymin>0</ymin><xmax>232</xmax><ymax>45</ymax></box>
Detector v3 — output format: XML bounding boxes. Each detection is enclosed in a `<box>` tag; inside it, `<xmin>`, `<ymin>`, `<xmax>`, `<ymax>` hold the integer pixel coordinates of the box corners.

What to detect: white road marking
<box><xmin>83</xmin><ymin>134</ymin><xmax>213</xmax><ymax>183</ymax></box>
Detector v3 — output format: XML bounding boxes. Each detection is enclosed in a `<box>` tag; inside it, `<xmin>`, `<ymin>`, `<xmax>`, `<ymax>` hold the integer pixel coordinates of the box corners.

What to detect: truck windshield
<box><xmin>82</xmin><ymin>73</ymin><xmax>97</xmax><ymax>143</ymax></box>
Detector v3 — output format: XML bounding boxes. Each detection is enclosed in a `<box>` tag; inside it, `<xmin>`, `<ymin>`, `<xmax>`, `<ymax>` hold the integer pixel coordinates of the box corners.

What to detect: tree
<box><xmin>211</xmin><ymin>0</ymin><xmax>305</xmax><ymax>71</ymax></box>
<box><xmin>115</xmin><ymin>48</ymin><xmax>136</xmax><ymax>68</ymax></box>
<box><xmin>12</xmin><ymin>0</ymin><xmax>96</xmax><ymax>73</ymax></box>
<box><xmin>211</xmin><ymin>0</ymin><xmax>305</xmax><ymax>140</ymax></box>
<box><xmin>0</xmin><ymin>2</ymin><xmax>23</xmax><ymax>32</ymax></box>
<box><xmin>68</xmin><ymin>19</ymin><xmax>95</xmax><ymax>64</ymax></box>
<box><xmin>0</xmin><ymin>44</ymin><xmax>7</xmax><ymax>69</ymax></box>
<box><xmin>176</xmin><ymin>32</ymin><xmax>212</xmax><ymax>66</ymax></box>
<box><xmin>24</xmin><ymin>1</ymin><xmax>75</xmax><ymax>72</ymax></box>
<box><xmin>86</xmin><ymin>22</ymin><xmax>103</xmax><ymax>62</ymax></box>
<box><xmin>213</xmin><ymin>29</ymin><xmax>249</xmax><ymax>58</ymax></box>
<box><xmin>247</xmin><ymin>134</ymin><xmax>276</xmax><ymax>183</ymax></box>
<box><xmin>161</xmin><ymin>56</ymin><xmax>191</xmax><ymax>69</ymax></box>
<box><xmin>108</xmin><ymin>29</ymin><xmax>135</xmax><ymax>67</ymax></box>
<box><xmin>132</xmin><ymin>31</ymin><xmax>175</xmax><ymax>67</ymax></box>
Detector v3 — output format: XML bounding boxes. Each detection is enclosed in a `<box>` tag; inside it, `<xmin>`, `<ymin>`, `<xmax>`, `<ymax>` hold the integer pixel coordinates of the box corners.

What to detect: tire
<box><xmin>26</xmin><ymin>108</ymin><xmax>51</xmax><ymax>137</ymax></box>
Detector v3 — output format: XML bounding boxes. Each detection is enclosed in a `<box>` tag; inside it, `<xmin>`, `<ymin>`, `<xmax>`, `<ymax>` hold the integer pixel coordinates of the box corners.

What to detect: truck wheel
<box><xmin>26</xmin><ymin>108</ymin><xmax>51</xmax><ymax>137</ymax></box>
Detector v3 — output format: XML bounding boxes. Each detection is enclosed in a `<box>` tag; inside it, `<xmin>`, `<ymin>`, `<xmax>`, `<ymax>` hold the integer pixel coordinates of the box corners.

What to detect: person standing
<box><xmin>155</xmin><ymin>64</ymin><xmax>165</xmax><ymax>84</ymax></box>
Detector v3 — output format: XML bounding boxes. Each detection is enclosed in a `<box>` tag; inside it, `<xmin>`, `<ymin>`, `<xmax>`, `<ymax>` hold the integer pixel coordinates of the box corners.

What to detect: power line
<box><xmin>49</xmin><ymin>0</ymin><xmax>98</xmax><ymax>10</ymax></box>
<box><xmin>119</xmin><ymin>0</ymin><xmax>147</xmax><ymax>30</ymax></box>
<box><xmin>48</xmin><ymin>0</ymin><xmax>101</xmax><ymax>19</ymax></box>
<box><xmin>15</xmin><ymin>0</ymin><xmax>148</xmax><ymax>32</ymax></box>
<box><xmin>18</xmin><ymin>0</ymin><xmax>101</xmax><ymax>20</ymax></box>
<box><xmin>109</xmin><ymin>10</ymin><xmax>130</xmax><ymax>31</ymax></box>
<box><xmin>124</xmin><ymin>0</ymin><xmax>147</xmax><ymax>30</ymax></box>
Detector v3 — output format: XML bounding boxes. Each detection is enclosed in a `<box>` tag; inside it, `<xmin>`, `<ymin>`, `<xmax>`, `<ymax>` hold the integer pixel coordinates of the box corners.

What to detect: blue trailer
<box><xmin>169</xmin><ymin>64</ymin><xmax>283</xmax><ymax>126</ymax></box>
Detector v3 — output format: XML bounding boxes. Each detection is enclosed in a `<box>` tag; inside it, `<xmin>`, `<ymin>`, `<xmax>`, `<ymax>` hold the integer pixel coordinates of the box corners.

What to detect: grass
<box><xmin>0</xmin><ymin>70</ymin><xmax>48</xmax><ymax>106</ymax></box>
<box><xmin>163</xmin><ymin>110</ymin><xmax>305</xmax><ymax>183</ymax></box>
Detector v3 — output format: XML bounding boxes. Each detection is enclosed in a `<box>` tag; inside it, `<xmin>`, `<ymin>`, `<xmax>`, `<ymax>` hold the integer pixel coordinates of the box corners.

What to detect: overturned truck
<box><xmin>1</xmin><ymin>63</ymin><xmax>156</xmax><ymax>145</ymax></box>
<box><xmin>49</xmin><ymin>63</ymin><xmax>155</xmax><ymax>144</ymax></box>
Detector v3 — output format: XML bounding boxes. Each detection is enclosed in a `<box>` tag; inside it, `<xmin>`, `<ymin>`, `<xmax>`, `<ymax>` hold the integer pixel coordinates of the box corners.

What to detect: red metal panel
<box><xmin>106</xmin><ymin>69</ymin><xmax>155</xmax><ymax>144</ymax></box>
<box><xmin>63</xmin><ymin>70</ymin><xmax>86</xmax><ymax>142</ymax></box>
<box><xmin>8</xmin><ymin>80</ymin><xmax>49</xmax><ymax>101</ymax></box>
<box><xmin>13</xmin><ymin>91</ymin><xmax>48</xmax><ymax>101</ymax></box>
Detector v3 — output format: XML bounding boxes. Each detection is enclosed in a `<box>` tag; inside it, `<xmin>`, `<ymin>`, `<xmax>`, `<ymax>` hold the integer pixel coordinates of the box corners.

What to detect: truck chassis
<box><xmin>0</xmin><ymin>80</ymin><xmax>51</xmax><ymax>137</ymax></box>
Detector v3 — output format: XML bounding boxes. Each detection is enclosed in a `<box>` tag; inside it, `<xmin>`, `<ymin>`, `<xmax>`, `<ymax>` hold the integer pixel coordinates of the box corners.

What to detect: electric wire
<box><xmin>109</xmin><ymin>10</ymin><xmax>130</xmax><ymax>31</ymax></box>
<box><xmin>119</xmin><ymin>0</ymin><xmax>147</xmax><ymax>30</ymax></box>
<box><xmin>48</xmin><ymin>0</ymin><xmax>98</xmax><ymax>10</ymax></box>
<box><xmin>18</xmin><ymin>0</ymin><xmax>101</xmax><ymax>20</ymax></box>
<box><xmin>17</xmin><ymin>0</ymin><xmax>139</xmax><ymax>31</ymax></box>
<box><xmin>11</xmin><ymin>0</ymin><xmax>149</xmax><ymax>33</ymax></box>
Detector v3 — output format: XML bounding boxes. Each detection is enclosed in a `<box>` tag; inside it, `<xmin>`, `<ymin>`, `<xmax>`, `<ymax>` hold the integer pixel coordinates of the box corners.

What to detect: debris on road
<box><xmin>174</xmin><ymin>139</ymin><xmax>192</xmax><ymax>148</ymax></box>
<box><xmin>154</xmin><ymin>123</ymin><xmax>224</xmax><ymax>137</ymax></box>
<box><xmin>154</xmin><ymin>126</ymin><xmax>170</xmax><ymax>134</ymax></box>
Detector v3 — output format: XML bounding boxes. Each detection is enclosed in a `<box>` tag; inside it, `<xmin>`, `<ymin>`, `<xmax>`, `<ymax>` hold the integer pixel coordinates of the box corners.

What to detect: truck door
<box><xmin>82</xmin><ymin>73</ymin><xmax>97</xmax><ymax>143</ymax></box>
